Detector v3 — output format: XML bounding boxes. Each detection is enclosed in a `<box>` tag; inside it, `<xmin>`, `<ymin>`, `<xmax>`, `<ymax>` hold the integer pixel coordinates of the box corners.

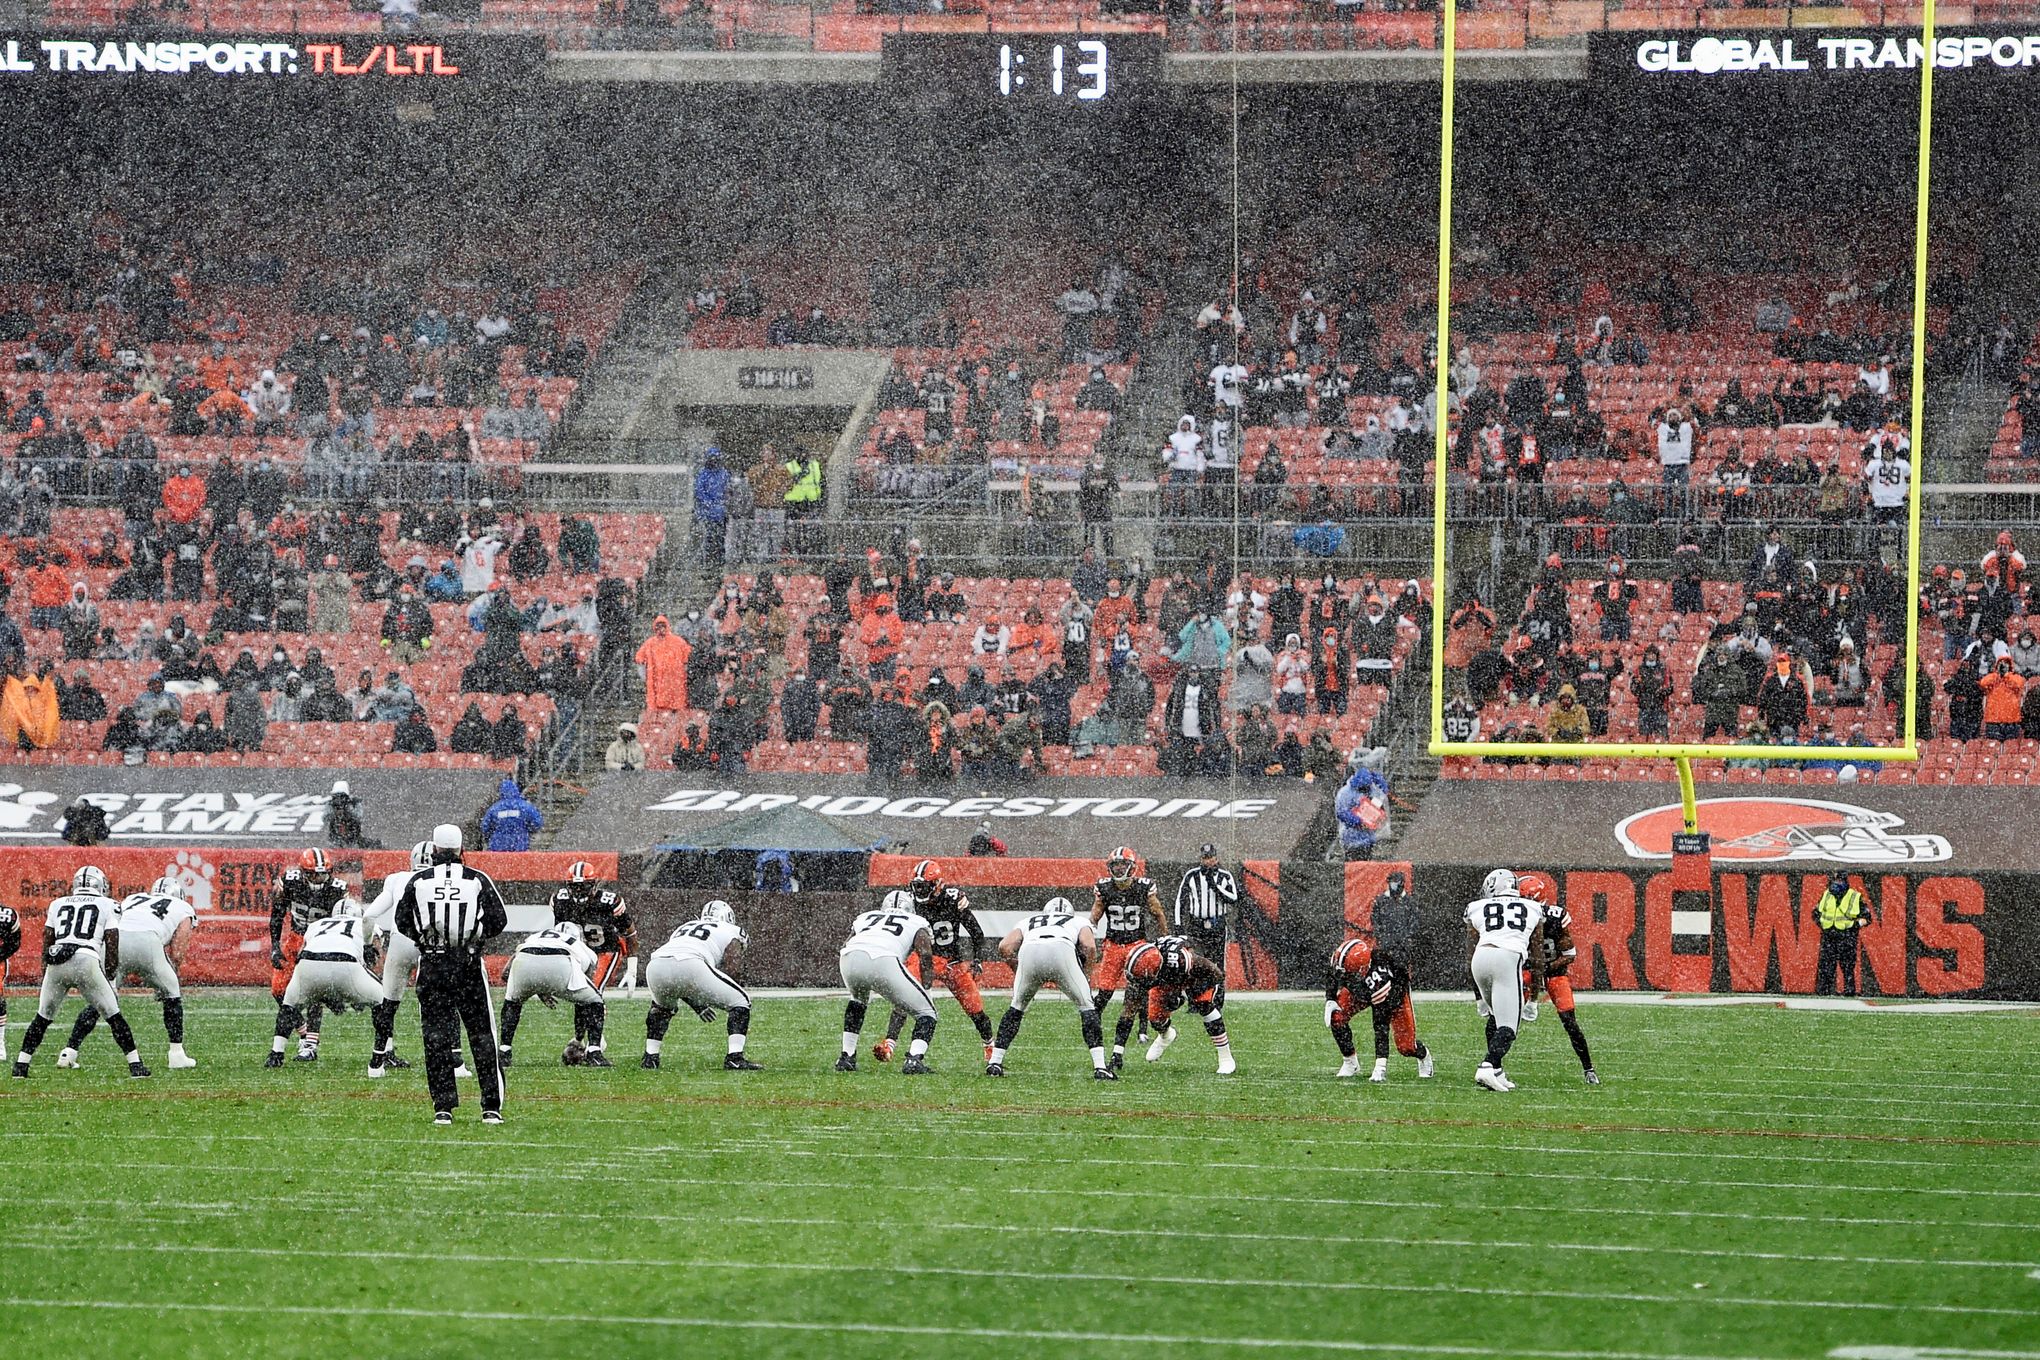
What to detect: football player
<box><xmin>60</xmin><ymin>872</ymin><xmax>200</xmax><ymax>1070</ymax></box>
<box><xmin>1089</xmin><ymin>845</ymin><xmax>1166</xmax><ymax>1070</ymax></box>
<box><xmin>549</xmin><ymin>862</ymin><xmax>639</xmax><ymax>1058</ymax></box>
<box><xmin>1463</xmin><ymin>868</ymin><xmax>1547</xmax><ymax>1093</ymax></box>
<box><xmin>264</xmin><ymin>903</ymin><xmax>384</xmax><ymax>1068</ymax></box>
<box><xmin>270</xmin><ymin>849</ymin><xmax>351</xmax><ymax>1061</ymax></box>
<box><xmin>1324</xmin><ymin>933</ymin><xmax>1432</xmax><ymax>1082</ymax></box>
<box><xmin>0</xmin><ymin>904</ymin><xmax>23</xmax><ymax>1062</ymax></box>
<box><xmin>985</xmin><ymin>897</ymin><xmax>1114</xmax><ymax>1080</ymax></box>
<box><xmin>12</xmin><ymin>867</ymin><xmax>149</xmax><ymax>1079</ymax></box>
<box><xmin>1516</xmin><ymin>870</ymin><xmax>1598</xmax><ymax>1085</ymax></box>
<box><xmin>1128</xmin><ymin>935</ymin><xmax>1235</xmax><ymax>1075</ymax></box>
<box><xmin>359</xmin><ymin>841</ymin><xmax>433</xmax><ymax>1076</ymax></box>
<box><xmin>642</xmin><ymin>900</ymin><xmax>761</xmax><ymax>1071</ymax></box>
<box><xmin>875</xmin><ymin>862</ymin><xmax>993</xmax><ymax>1063</ymax></box>
<box><xmin>836</xmin><ymin>898</ymin><xmax>938</xmax><ymax>1074</ymax></box>
<box><xmin>498</xmin><ymin>919</ymin><xmax>610</xmax><ymax>1069</ymax></box>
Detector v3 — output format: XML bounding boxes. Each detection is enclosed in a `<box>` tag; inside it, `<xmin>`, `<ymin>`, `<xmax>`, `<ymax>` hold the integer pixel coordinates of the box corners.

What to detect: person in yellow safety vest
<box><xmin>784</xmin><ymin>452</ymin><xmax>822</xmax><ymax>514</ymax></box>
<box><xmin>1814</xmin><ymin>875</ymin><xmax>1868</xmax><ymax>997</ymax></box>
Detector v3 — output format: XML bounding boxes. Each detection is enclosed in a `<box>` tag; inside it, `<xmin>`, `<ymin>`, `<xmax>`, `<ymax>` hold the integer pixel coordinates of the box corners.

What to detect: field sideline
<box><xmin>2</xmin><ymin>992</ymin><xmax>2035</xmax><ymax>1360</ymax></box>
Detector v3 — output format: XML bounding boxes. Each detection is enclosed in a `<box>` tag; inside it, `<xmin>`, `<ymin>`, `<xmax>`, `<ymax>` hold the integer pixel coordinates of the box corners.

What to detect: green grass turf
<box><xmin>1</xmin><ymin>990</ymin><xmax>2035</xmax><ymax>1360</ymax></box>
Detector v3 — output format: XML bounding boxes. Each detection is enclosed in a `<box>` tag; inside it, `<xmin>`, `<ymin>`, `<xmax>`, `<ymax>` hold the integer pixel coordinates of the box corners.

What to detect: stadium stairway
<box><xmin>549</xmin><ymin>267</ymin><xmax>710</xmax><ymax>464</ymax></box>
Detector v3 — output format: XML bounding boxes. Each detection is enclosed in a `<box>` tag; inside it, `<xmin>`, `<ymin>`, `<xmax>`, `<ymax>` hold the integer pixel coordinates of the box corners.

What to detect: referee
<box><xmin>396</xmin><ymin>824</ymin><xmax>509</xmax><ymax>1125</ymax></box>
<box><xmin>1173</xmin><ymin>843</ymin><xmax>1239</xmax><ymax>1006</ymax></box>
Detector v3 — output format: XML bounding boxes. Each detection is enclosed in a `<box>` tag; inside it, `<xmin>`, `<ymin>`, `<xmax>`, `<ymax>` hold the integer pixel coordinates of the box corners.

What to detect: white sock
<box><xmin>1089</xmin><ymin>1046</ymin><xmax>1106</xmax><ymax>1068</ymax></box>
<box><xmin>1212</xmin><ymin>1032</ymin><xmax>1230</xmax><ymax>1052</ymax></box>
<box><xmin>645</xmin><ymin>1039</ymin><xmax>663</xmax><ymax>1056</ymax></box>
<box><xmin>840</xmin><ymin>1031</ymin><xmax>859</xmax><ymax>1057</ymax></box>
<box><xmin>272</xmin><ymin>1035</ymin><xmax>288</xmax><ymax>1054</ymax></box>
<box><xmin>587</xmin><ymin>1042</ymin><xmax>604</xmax><ymax>1053</ymax></box>
<box><xmin>988</xmin><ymin>1047</ymin><xmax>1007</xmax><ymax>1065</ymax></box>
<box><xmin>124</xmin><ymin>1048</ymin><xmax>140</xmax><ymax>1063</ymax></box>
<box><xmin>908</xmin><ymin>1037</ymin><xmax>928</xmax><ymax>1059</ymax></box>
<box><xmin>169</xmin><ymin>1043</ymin><xmax>188</xmax><ymax>1060</ymax></box>
<box><xmin>726</xmin><ymin>1035</ymin><xmax>744</xmax><ymax>1055</ymax></box>
<box><xmin>1112</xmin><ymin>1043</ymin><xmax>1125</xmax><ymax>1057</ymax></box>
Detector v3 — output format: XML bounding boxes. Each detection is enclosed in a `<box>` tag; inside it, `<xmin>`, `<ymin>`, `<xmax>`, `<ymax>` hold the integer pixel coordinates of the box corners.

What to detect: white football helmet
<box><xmin>151</xmin><ymin>874</ymin><xmax>183</xmax><ymax>900</ymax></box>
<box><xmin>1481</xmin><ymin>868</ymin><xmax>1519</xmax><ymax>900</ymax></box>
<box><xmin>880</xmin><ymin>888</ymin><xmax>917</xmax><ymax>914</ymax></box>
<box><xmin>72</xmin><ymin>866</ymin><xmax>109</xmax><ymax>899</ymax></box>
<box><xmin>1043</xmin><ymin>896</ymin><xmax>1074</xmax><ymax>914</ymax></box>
<box><xmin>410</xmin><ymin>840</ymin><xmax>434</xmax><ymax>871</ymax></box>
<box><xmin>700</xmin><ymin>900</ymin><xmax>736</xmax><ymax>926</ymax></box>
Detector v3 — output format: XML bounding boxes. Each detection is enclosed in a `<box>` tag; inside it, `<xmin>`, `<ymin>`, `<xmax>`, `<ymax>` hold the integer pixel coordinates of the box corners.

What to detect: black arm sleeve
<box><xmin>961</xmin><ymin>908</ymin><xmax>986</xmax><ymax>963</ymax></box>
<box><xmin>1324</xmin><ymin>965</ymin><xmax>1344</xmax><ymax>1002</ymax></box>
<box><xmin>269</xmin><ymin>891</ymin><xmax>288</xmax><ymax>950</ymax></box>
<box><xmin>1370</xmin><ymin>1005</ymin><xmax>1393</xmax><ymax>1059</ymax></box>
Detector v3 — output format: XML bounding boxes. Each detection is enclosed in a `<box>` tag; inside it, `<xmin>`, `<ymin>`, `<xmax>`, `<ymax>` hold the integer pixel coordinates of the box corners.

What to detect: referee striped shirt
<box><xmin>1173</xmin><ymin>865</ymin><xmax>1239</xmax><ymax>930</ymax></box>
<box><xmin>395</xmin><ymin>864</ymin><xmax>508</xmax><ymax>957</ymax></box>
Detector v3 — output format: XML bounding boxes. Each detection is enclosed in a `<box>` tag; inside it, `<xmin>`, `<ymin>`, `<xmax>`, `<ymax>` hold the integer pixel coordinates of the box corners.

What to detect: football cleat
<box><xmin>128</xmin><ymin>1060</ymin><xmax>151</xmax><ymax>1079</ymax></box>
<box><xmin>366</xmin><ymin>1063</ymin><xmax>386</xmax><ymax>1079</ymax></box>
<box><xmin>641</xmin><ymin>1053</ymin><xmax>661</xmax><ymax>1070</ymax></box>
<box><xmin>1474</xmin><ymin>1064</ymin><xmax>1509</xmax><ymax>1093</ymax></box>
<box><xmin>1369</xmin><ymin>1058</ymin><xmax>1389</xmax><ymax>1083</ymax></box>
<box><xmin>481</xmin><ymin>1110</ymin><xmax>504</xmax><ymax>1125</ymax></box>
<box><xmin>1216</xmin><ymin>1051</ymin><xmax>1236</xmax><ymax>1076</ymax></box>
<box><xmin>901</xmin><ymin>1056</ymin><xmax>933</xmax><ymax>1075</ymax></box>
<box><xmin>167</xmin><ymin>1052</ymin><xmax>197</xmax><ymax>1070</ymax></box>
<box><xmin>984</xmin><ymin>1062</ymin><xmax>1006</xmax><ymax>1077</ymax></box>
<box><xmin>1093</xmin><ymin>1066</ymin><xmax>1119</xmax><ymax>1081</ymax></box>
<box><xmin>1107</xmin><ymin>1052</ymin><xmax>1124</xmax><ymax>1072</ymax></box>
<box><xmin>724</xmin><ymin>1055</ymin><xmax>762</xmax><ymax>1071</ymax></box>
<box><xmin>10</xmin><ymin>1061</ymin><xmax>26</xmax><ymax>1079</ymax></box>
<box><xmin>433</xmin><ymin>1110</ymin><xmax>454</xmax><ymax>1126</ymax></box>
<box><xmin>873</xmin><ymin>1038</ymin><xmax>895</xmax><ymax>1063</ymax></box>
<box><xmin>1144</xmin><ymin>1026</ymin><xmax>1177</xmax><ymax>1062</ymax></box>
<box><xmin>497</xmin><ymin>1047</ymin><xmax>514</xmax><ymax>1070</ymax></box>
<box><xmin>380</xmin><ymin>1052</ymin><xmax>413</xmax><ymax>1070</ymax></box>
<box><xmin>1417</xmin><ymin>1051</ymin><xmax>1435</xmax><ymax>1078</ymax></box>
<box><xmin>56</xmin><ymin>1049</ymin><xmax>79</xmax><ymax>1069</ymax></box>
<box><xmin>834</xmin><ymin>1054</ymin><xmax>858</xmax><ymax>1072</ymax></box>
<box><xmin>294</xmin><ymin>1040</ymin><xmax>319</xmax><ymax>1062</ymax></box>
<box><xmin>1584</xmin><ymin>1068</ymin><xmax>1601</xmax><ymax>1086</ymax></box>
<box><xmin>1521</xmin><ymin>1001</ymin><xmax>1539</xmax><ymax>1024</ymax></box>
<box><xmin>582</xmin><ymin>1049</ymin><xmax>614</xmax><ymax>1069</ymax></box>
<box><xmin>455</xmin><ymin>1064</ymin><xmax>473</xmax><ymax>1079</ymax></box>
<box><xmin>1335</xmin><ymin>1056</ymin><xmax>1360</xmax><ymax>1079</ymax></box>
<box><xmin>263</xmin><ymin>1052</ymin><xmax>285</xmax><ymax>1069</ymax></box>
<box><xmin>1496</xmin><ymin>1070</ymin><xmax>1517</xmax><ymax>1091</ymax></box>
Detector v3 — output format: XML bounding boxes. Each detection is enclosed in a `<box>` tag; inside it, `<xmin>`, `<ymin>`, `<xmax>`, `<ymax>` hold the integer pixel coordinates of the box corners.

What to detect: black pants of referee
<box><xmin>1185</xmin><ymin>925</ymin><xmax>1228</xmax><ymax>1008</ymax></box>
<box><xmin>419</xmin><ymin>952</ymin><xmax>503</xmax><ymax>1115</ymax></box>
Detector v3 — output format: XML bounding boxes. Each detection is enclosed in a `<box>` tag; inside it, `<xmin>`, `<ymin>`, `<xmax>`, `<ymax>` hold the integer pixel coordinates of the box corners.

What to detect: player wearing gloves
<box><xmin>549</xmin><ymin>862</ymin><xmax>639</xmax><ymax>1059</ymax></box>
<box><xmin>875</xmin><ymin>862</ymin><xmax>993</xmax><ymax>1063</ymax></box>
<box><xmin>1516</xmin><ymin>870</ymin><xmax>1598</xmax><ymax>1085</ymax></box>
<box><xmin>1128</xmin><ymin>935</ymin><xmax>1234</xmax><ymax>1075</ymax></box>
<box><xmin>264</xmin><ymin>902</ymin><xmax>385</xmax><ymax>1068</ymax></box>
<box><xmin>1324</xmin><ymin>934</ymin><xmax>1432</xmax><ymax>1081</ymax></box>
<box><xmin>498</xmin><ymin>919</ymin><xmax>610</xmax><ymax>1068</ymax></box>
<box><xmin>642</xmin><ymin>900</ymin><xmax>761</xmax><ymax>1071</ymax></box>
<box><xmin>1463</xmin><ymin>868</ymin><xmax>1547</xmax><ymax>1092</ymax></box>
<box><xmin>984</xmin><ymin>897</ymin><xmax>1115</xmax><ymax>1080</ymax></box>
<box><xmin>270</xmin><ymin>849</ymin><xmax>351</xmax><ymax>1062</ymax></box>
<box><xmin>60</xmin><ymin>872</ymin><xmax>201</xmax><ymax>1070</ymax></box>
<box><xmin>13</xmin><ymin>867</ymin><xmax>149</xmax><ymax>1079</ymax></box>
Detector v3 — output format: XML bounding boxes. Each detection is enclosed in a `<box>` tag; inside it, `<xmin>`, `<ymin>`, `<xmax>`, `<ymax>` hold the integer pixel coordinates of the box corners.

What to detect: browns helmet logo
<box><xmin>1615</xmin><ymin>797</ymin><xmax>1950</xmax><ymax>865</ymax></box>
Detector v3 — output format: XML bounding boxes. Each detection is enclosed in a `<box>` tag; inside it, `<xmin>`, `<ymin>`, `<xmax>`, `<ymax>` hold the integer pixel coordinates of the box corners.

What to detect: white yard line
<box><xmin>6</xmin><ymin>1243</ymin><xmax>2032</xmax><ymax>1319</ymax></box>
<box><xmin>0</xmin><ymin>1297</ymin><xmax>1785</xmax><ymax>1360</ymax></box>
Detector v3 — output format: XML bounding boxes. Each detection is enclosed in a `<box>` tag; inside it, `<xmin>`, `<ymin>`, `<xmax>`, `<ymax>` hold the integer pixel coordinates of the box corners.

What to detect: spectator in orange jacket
<box><xmin>634</xmin><ymin>613</ymin><xmax>692</xmax><ymax>713</ymax></box>
<box><xmin>0</xmin><ymin>658</ymin><xmax>59</xmax><ymax>750</ymax></box>
<box><xmin>860</xmin><ymin>599</ymin><xmax>902</xmax><ymax>681</ymax></box>
<box><xmin>26</xmin><ymin>556</ymin><xmax>69</xmax><ymax>629</ymax></box>
<box><xmin>1980</xmin><ymin>656</ymin><xmax>2026</xmax><ymax>740</ymax></box>
<box><xmin>1444</xmin><ymin>597</ymin><xmax>1495</xmax><ymax>671</ymax></box>
<box><xmin>162</xmin><ymin>465</ymin><xmax>207</xmax><ymax>526</ymax></box>
<box><xmin>197</xmin><ymin>386</ymin><xmax>250</xmax><ymax>435</ymax></box>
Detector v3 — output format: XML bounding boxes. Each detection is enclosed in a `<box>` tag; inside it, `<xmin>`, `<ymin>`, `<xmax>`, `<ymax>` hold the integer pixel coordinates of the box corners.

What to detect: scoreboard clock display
<box><xmin>881</xmin><ymin>34</ymin><xmax>1162</xmax><ymax>108</ymax></box>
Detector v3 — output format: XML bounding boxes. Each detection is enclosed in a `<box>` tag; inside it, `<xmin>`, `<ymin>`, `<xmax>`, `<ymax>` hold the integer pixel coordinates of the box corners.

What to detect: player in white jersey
<box><xmin>265</xmin><ymin>905</ymin><xmax>384</xmax><ymax>1068</ymax></box>
<box><xmin>360</xmin><ymin>840</ymin><xmax>436</xmax><ymax>1076</ymax></box>
<box><xmin>59</xmin><ymin>873</ymin><xmax>199</xmax><ymax>1070</ymax></box>
<box><xmin>12</xmin><ymin>867</ymin><xmax>151</xmax><ymax>1079</ymax></box>
<box><xmin>985</xmin><ymin>897</ymin><xmax>1115</xmax><ymax>1080</ymax></box>
<box><xmin>497</xmin><ymin>921</ymin><xmax>610</xmax><ymax>1068</ymax></box>
<box><xmin>835</xmin><ymin>900</ymin><xmax>937</xmax><ymax>1074</ymax></box>
<box><xmin>1462</xmin><ymin>868</ymin><xmax>1547</xmax><ymax>1093</ymax></box>
<box><xmin>642</xmin><ymin>900</ymin><xmax>761</xmax><ymax>1071</ymax></box>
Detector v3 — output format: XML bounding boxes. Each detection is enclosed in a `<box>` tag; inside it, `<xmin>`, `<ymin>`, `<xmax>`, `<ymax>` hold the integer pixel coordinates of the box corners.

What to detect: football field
<box><xmin>2</xmin><ymin>992</ymin><xmax>2035</xmax><ymax>1360</ymax></box>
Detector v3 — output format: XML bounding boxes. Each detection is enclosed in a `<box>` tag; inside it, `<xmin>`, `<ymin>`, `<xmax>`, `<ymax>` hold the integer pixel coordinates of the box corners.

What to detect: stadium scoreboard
<box><xmin>881</xmin><ymin>34</ymin><xmax>1161</xmax><ymax>109</ymax></box>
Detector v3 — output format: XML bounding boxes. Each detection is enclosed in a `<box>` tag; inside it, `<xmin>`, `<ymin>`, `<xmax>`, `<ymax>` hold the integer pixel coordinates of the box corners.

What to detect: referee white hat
<box><xmin>432</xmin><ymin>823</ymin><xmax>464</xmax><ymax>851</ymax></box>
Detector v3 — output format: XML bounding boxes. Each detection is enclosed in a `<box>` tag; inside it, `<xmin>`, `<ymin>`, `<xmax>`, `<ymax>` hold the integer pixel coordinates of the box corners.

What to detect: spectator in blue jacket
<box><xmin>1295</xmin><ymin>520</ymin><xmax>1346</xmax><ymax>557</ymax></box>
<box><xmin>424</xmin><ymin>558</ymin><xmax>464</xmax><ymax>602</ymax></box>
<box><xmin>693</xmin><ymin>447</ymin><xmax>731</xmax><ymax>564</ymax></box>
<box><xmin>483</xmin><ymin>777</ymin><xmax>543</xmax><ymax>851</ymax></box>
<box><xmin>1334</xmin><ymin>750</ymin><xmax>1390</xmax><ymax>862</ymax></box>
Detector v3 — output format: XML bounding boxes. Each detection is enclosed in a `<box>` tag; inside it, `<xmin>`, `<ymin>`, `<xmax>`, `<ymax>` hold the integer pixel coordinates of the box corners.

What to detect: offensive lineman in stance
<box><xmin>642</xmin><ymin>900</ymin><xmax>762</xmax><ymax>1071</ymax></box>
<box><xmin>13</xmin><ymin>868</ymin><xmax>149</xmax><ymax>1078</ymax></box>
<box><xmin>498</xmin><ymin>919</ymin><xmax>609</xmax><ymax>1068</ymax></box>
<box><xmin>1089</xmin><ymin>846</ymin><xmax>1166</xmax><ymax>1070</ymax></box>
<box><xmin>836</xmin><ymin>899</ymin><xmax>938</xmax><ymax>1074</ymax></box>
<box><xmin>1324</xmin><ymin>933</ymin><xmax>1433</xmax><ymax>1081</ymax></box>
<box><xmin>986</xmin><ymin>897</ymin><xmax>1115</xmax><ymax>1080</ymax></box>
<box><xmin>876</xmin><ymin>862</ymin><xmax>993</xmax><ymax>1063</ymax></box>
<box><xmin>265</xmin><ymin>904</ymin><xmax>384</xmax><ymax>1067</ymax></box>
<box><xmin>1129</xmin><ymin>935</ymin><xmax>1235</xmax><ymax>1075</ymax></box>
<box><xmin>61</xmin><ymin>872</ymin><xmax>200</xmax><ymax>1070</ymax></box>
<box><xmin>1516</xmin><ymin>871</ymin><xmax>1599</xmax><ymax>1085</ymax></box>
<box><xmin>271</xmin><ymin>849</ymin><xmax>351</xmax><ymax>1062</ymax></box>
<box><xmin>1464</xmin><ymin>868</ymin><xmax>1547</xmax><ymax>1092</ymax></box>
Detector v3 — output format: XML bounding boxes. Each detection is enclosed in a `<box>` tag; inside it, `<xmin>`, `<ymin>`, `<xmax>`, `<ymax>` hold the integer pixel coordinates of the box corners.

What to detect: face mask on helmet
<box><xmin>1481</xmin><ymin>868</ymin><xmax>1518</xmax><ymax>900</ymax></box>
<box><xmin>1108</xmin><ymin>847</ymin><xmax>1136</xmax><ymax>882</ymax></box>
<box><xmin>410</xmin><ymin>841</ymin><xmax>434</xmax><ymax>872</ymax></box>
